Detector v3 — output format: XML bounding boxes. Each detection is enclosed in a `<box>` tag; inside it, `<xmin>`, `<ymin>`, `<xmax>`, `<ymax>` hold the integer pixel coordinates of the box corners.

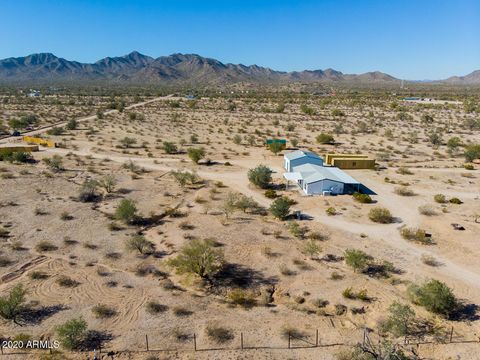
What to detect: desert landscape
<box><xmin>0</xmin><ymin>85</ymin><xmax>480</xmax><ymax>359</ymax></box>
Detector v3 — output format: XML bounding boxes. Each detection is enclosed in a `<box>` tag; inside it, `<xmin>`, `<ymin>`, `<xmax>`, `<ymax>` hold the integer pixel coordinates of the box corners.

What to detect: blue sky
<box><xmin>0</xmin><ymin>0</ymin><xmax>478</xmax><ymax>79</ymax></box>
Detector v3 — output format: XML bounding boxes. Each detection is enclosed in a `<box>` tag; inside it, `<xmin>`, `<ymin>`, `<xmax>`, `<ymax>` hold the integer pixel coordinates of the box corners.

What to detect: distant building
<box><xmin>28</xmin><ymin>90</ymin><xmax>40</xmax><ymax>97</ymax></box>
<box><xmin>283</xmin><ymin>150</ymin><xmax>323</xmax><ymax>172</ymax></box>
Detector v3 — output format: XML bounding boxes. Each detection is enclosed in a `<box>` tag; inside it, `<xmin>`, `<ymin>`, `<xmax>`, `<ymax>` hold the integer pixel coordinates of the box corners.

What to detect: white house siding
<box><xmin>287</xmin><ymin>157</ymin><xmax>324</xmax><ymax>172</ymax></box>
<box><xmin>305</xmin><ymin>179</ymin><xmax>344</xmax><ymax>195</ymax></box>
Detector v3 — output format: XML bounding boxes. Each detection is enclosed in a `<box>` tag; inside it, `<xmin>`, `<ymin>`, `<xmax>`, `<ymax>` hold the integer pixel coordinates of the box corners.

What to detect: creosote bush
<box><xmin>368</xmin><ymin>207</ymin><xmax>393</xmax><ymax>223</ymax></box>
<box><xmin>248</xmin><ymin>165</ymin><xmax>272</xmax><ymax>189</ymax></box>
<box><xmin>407</xmin><ymin>279</ymin><xmax>457</xmax><ymax>317</ymax></box>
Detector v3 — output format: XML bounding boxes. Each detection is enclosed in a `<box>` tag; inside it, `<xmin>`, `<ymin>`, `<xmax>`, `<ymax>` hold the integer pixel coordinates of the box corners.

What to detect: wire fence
<box><xmin>2</xmin><ymin>325</ymin><xmax>480</xmax><ymax>358</ymax></box>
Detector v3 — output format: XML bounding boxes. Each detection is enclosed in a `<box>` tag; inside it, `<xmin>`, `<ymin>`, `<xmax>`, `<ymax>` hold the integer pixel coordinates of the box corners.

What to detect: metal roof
<box><xmin>284</xmin><ymin>150</ymin><xmax>322</xmax><ymax>161</ymax></box>
<box><xmin>291</xmin><ymin>163</ymin><xmax>360</xmax><ymax>184</ymax></box>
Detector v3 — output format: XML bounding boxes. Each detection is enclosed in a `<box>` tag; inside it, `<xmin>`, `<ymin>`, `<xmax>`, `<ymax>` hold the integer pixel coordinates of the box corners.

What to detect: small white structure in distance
<box><xmin>283</xmin><ymin>150</ymin><xmax>323</xmax><ymax>172</ymax></box>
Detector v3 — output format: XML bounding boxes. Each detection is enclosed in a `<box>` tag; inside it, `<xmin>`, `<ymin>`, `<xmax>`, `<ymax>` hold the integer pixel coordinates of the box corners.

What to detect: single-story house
<box><xmin>284</xmin><ymin>150</ymin><xmax>324</xmax><ymax>172</ymax></box>
<box><xmin>284</xmin><ymin>163</ymin><xmax>361</xmax><ymax>195</ymax></box>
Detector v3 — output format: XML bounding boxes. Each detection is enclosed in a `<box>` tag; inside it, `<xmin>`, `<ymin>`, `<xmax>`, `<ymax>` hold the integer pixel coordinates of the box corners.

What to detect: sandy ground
<box><xmin>1</xmin><ymin>93</ymin><xmax>480</xmax><ymax>359</ymax></box>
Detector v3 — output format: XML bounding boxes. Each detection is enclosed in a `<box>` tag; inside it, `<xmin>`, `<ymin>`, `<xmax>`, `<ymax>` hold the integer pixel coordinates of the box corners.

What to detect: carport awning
<box><xmin>283</xmin><ymin>172</ymin><xmax>303</xmax><ymax>181</ymax></box>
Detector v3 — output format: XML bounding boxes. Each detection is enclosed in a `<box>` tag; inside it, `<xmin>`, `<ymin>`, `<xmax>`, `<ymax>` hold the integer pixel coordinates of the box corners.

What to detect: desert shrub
<box><xmin>43</xmin><ymin>155</ymin><xmax>64</xmax><ymax>172</ymax></box>
<box><xmin>78</xmin><ymin>179</ymin><xmax>100</xmax><ymax>202</ymax></box>
<box><xmin>326</xmin><ymin>207</ymin><xmax>337</xmax><ymax>216</ymax></box>
<box><xmin>407</xmin><ymin>279</ymin><xmax>457</xmax><ymax>317</ymax></box>
<box><xmin>353</xmin><ymin>192</ymin><xmax>372</xmax><ymax>203</ymax></box>
<box><xmin>396</xmin><ymin>167</ymin><xmax>413</xmax><ymax>175</ymax></box>
<box><xmin>92</xmin><ymin>304</ymin><xmax>116</xmax><ymax>318</ymax></box>
<box><xmin>331</xmin><ymin>109</ymin><xmax>344</xmax><ymax>117</ymax></box>
<box><xmin>187</xmin><ymin>147</ymin><xmax>205</xmax><ymax>164</ymax></box>
<box><xmin>368</xmin><ymin>207</ymin><xmax>393</xmax><ymax>223</ymax></box>
<box><xmin>394</xmin><ymin>186</ymin><xmax>415</xmax><ymax>196</ymax></box>
<box><xmin>379</xmin><ymin>301</ymin><xmax>416</xmax><ymax>338</ymax></box>
<box><xmin>288</xmin><ymin>221</ymin><xmax>308</xmax><ymax>239</ymax></box>
<box><xmin>205</xmin><ymin>324</ymin><xmax>234</xmax><ymax>343</ymax></box>
<box><xmin>303</xmin><ymin>239</ymin><xmax>321</xmax><ymax>259</ymax></box>
<box><xmin>167</xmin><ymin>239</ymin><xmax>224</xmax><ymax>279</ymax></box>
<box><xmin>29</xmin><ymin>271</ymin><xmax>49</xmax><ymax>280</ymax></box>
<box><xmin>119</xmin><ymin>136</ymin><xmax>136</xmax><ymax>148</ymax></box>
<box><xmin>146</xmin><ymin>301</ymin><xmax>168</xmax><ymax>315</ymax></box>
<box><xmin>65</xmin><ymin>118</ymin><xmax>78</xmax><ymax>130</ymax></box>
<box><xmin>248</xmin><ymin>165</ymin><xmax>272</xmax><ymax>189</ymax></box>
<box><xmin>227</xmin><ymin>289</ymin><xmax>256</xmax><ymax>308</ymax></box>
<box><xmin>47</xmin><ymin>126</ymin><xmax>64</xmax><ymax>135</ymax></box>
<box><xmin>464</xmin><ymin>163</ymin><xmax>474</xmax><ymax>170</ymax></box>
<box><xmin>56</xmin><ymin>276</ymin><xmax>79</xmax><ymax>287</ymax></box>
<box><xmin>56</xmin><ymin>317</ymin><xmax>87</xmax><ymax>350</ymax></box>
<box><xmin>418</xmin><ymin>205</ymin><xmax>436</xmax><ymax>216</ymax></box>
<box><xmin>344</xmin><ymin>249</ymin><xmax>369</xmax><ymax>272</ymax></box>
<box><xmin>301</xmin><ymin>104</ymin><xmax>316</xmax><ymax>115</ymax></box>
<box><xmin>0</xmin><ymin>151</ymin><xmax>33</xmax><ymax>164</ymax></box>
<box><xmin>264</xmin><ymin>189</ymin><xmax>277</xmax><ymax>198</ymax></box>
<box><xmin>35</xmin><ymin>240</ymin><xmax>58</xmax><ymax>252</ymax></box>
<box><xmin>281</xmin><ymin>325</ymin><xmax>306</xmax><ymax>339</ymax></box>
<box><xmin>0</xmin><ymin>284</ymin><xmax>27</xmax><ymax>322</ymax></box>
<box><xmin>163</xmin><ymin>141</ymin><xmax>178</xmax><ymax>154</ymax></box>
<box><xmin>421</xmin><ymin>254</ymin><xmax>440</xmax><ymax>267</ymax></box>
<box><xmin>171</xmin><ymin>170</ymin><xmax>200</xmax><ymax>187</ymax></box>
<box><xmin>115</xmin><ymin>199</ymin><xmax>138</xmax><ymax>224</ymax></box>
<box><xmin>268</xmin><ymin>141</ymin><xmax>284</xmax><ymax>155</ymax></box>
<box><xmin>449</xmin><ymin>197</ymin><xmax>463</xmax><ymax>204</ymax></box>
<box><xmin>464</xmin><ymin>144</ymin><xmax>480</xmax><ymax>162</ymax></box>
<box><xmin>342</xmin><ymin>288</ymin><xmax>370</xmax><ymax>301</ymax></box>
<box><xmin>316</xmin><ymin>133</ymin><xmax>335</xmax><ymax>144</ymax></box>
<box><xmin>269</xmin><ymin>197</ymin><xmax>291</xmax><ymax>220</ymax></box>
<box><xmin>334</xmin><ymin>304</ymin><xmax>347</xmax><ymax>315</ymax></box>
<box><xmin>400</xmin><ymin>227</ymin><xmax>432</xmax><ymax>244</ymax></box>
<box><xmin>433</xmin><ymin>194</ymin><xmax>446</xmax><ymax>203</ymax></box>
<box><xmin>100</xmin><ymin>174</ymin><xmax>117</xmax><ymax>193</ymax></box>
<box><xmin>173</xmin><ymin>306</ymin><xmax>193</xmax><ymax>317</ymax></box>
<box><xmin>125</xmin><ymin>234</ymin><xmax>154</xmax><ymax>255</ymax></box>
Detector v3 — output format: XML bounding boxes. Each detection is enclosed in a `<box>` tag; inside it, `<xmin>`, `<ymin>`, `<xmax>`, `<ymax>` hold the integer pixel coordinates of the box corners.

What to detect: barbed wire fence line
<box><xmin>2</xmin><ymin>324</ymin><xmax>480</xmax><ymax>358</ymax></box>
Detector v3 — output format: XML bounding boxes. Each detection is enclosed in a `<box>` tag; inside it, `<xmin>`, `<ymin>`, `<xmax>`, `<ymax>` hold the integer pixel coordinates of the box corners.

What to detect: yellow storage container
<box><xmin>325</xmin><ymin>153</ymin><xmax>369</xmax><ymax>165</ymax></box>
<box><xmin>332</xmin><ymin>158</ymin><xmax>376</xmax><ymax>169</ymax></box>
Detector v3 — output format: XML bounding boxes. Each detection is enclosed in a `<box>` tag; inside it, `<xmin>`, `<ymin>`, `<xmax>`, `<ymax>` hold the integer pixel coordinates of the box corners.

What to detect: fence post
<box><xmin>145</xmin><ymin>334</ymin><xmax>149</xmax><ymax>351</ymax></box>
<box><xmin>193</xmin><ymin>333</ymin><xmax>197</xmax><ymax>351</ymax></box>
<box><xmin>241</xmin><ymin>332</ymin><xmax>244</xmax><ymax>350</ymax></box>
<box><xmin>449</xmin><ymin>326</ymin><xmax>454</xmax><ymax>342</ymax></box>
<box><xmin>315</xmin><ymin>329</ymin><xmax>319</xmax><ymax>347</ymax></box>
<box><xmin>288</xmin><ymin>332</ymin><xmax>291</xmax><ymax>349</ymax></box>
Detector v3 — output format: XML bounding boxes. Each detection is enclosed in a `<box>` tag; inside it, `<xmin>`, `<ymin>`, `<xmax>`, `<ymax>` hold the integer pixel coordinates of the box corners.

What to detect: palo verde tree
<box><xmin>56</xmin><ymin>317</ymin><xmax>88</xmax><ymax>350</ymax></box>
<box><xmin>0</xmin><ymin>284</ymin><xmax>27</xmax><ymax>324</ymax></box>
<box><xmin>167</xmin><ymin>239</ymin><xmax>225</xmax><ymax>280</ymax></box>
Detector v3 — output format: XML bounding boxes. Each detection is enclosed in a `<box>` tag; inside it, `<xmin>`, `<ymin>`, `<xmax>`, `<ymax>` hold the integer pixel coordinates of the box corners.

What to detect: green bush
<box><xmin>248</xmin><ymin>165</ymin><xmax>273</xmax><ymax>189</ymax></box>
<box><xmin>379</xmin><ymin>301</ymin><xmax>416</xmax><ymax>337</ymax></box>
<box><xmin>400</xmin><ymin>227</ymin><xmax>433</xmax><ymax>245</ymax></box>
<box><xmin>316</xmin><ymin>133</ymin><xmax>335</xmax><ymax>144</ymax></box>
<box><xmin>464</xmin><ymin>144</ymin><xmax>480</xmax><ymax>162</ymax></box>
<box><xmin>115</xmin><ymin>199</ymin><xmax>138</xmax><ymax>224</ymax></box>
<box><xmin>264</xmin><ymin>189</ymin><xmax>277</xmax><ymax>198</ymax></box>
<box><xmin>163</xmin><ymin>142</ymin><xmax>178</xmax><ymax>154</ymax></box>
<box><xmin>56</xmin><ymin>317</ymin><xmax>87</xmax><ymax>350</ymax></box>
<box><xmin>125</xmin><ymin>234</ymin><xmax>154</xmax><ymax>255</ymax></box>
<box><xmin>187</xmin><ymin>147</ymin><xmax>206</xmax><ymax>164</ymax></box>
<box><xmin>344</xmin><ymin>249</ymin><xmax>370</xmax><ymax>272</ymax></box>
<box><xmin>167</xmin><ymin>239</ymin><xmax>224</xmax><ymax>279</ymax></box>
<box><xmin>353</xmin><ymin>192</ymin><xmax>372</xmax><ymax>203</ymax></box>
<box><xmin>433</xmin><ymin>194</ymin><xmax>446</xmax><ymax>203</ymax></box>
<box><xmin>368</xmin><ymin>207</ymin><xmax>394</xmax><ymax>223</ymax></box>
<box><xmin>269</xmin><ymin>197</ymin><xmax>291</xmax><ymax>220</ymax></box>
<box><xmin>0</xmin><ymin>284</ymin><xmax>27</xmax><ymax>322</ymax></box>
<box><xmin>449</xmin><ymin>197</ymin><xmax>463</xmax><ymax>205</ymax></box>
<box><xmin>407</xmin><ymin>279</ymin><xmax>457</xmax><ymax>317</ymax></box>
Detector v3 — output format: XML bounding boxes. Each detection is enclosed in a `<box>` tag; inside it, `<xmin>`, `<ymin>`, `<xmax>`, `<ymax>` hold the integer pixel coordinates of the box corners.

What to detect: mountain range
<box><xmin>0</xmin><ymin>51</ymin><xmax>477</xmax><ymax>86</ymax></box>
